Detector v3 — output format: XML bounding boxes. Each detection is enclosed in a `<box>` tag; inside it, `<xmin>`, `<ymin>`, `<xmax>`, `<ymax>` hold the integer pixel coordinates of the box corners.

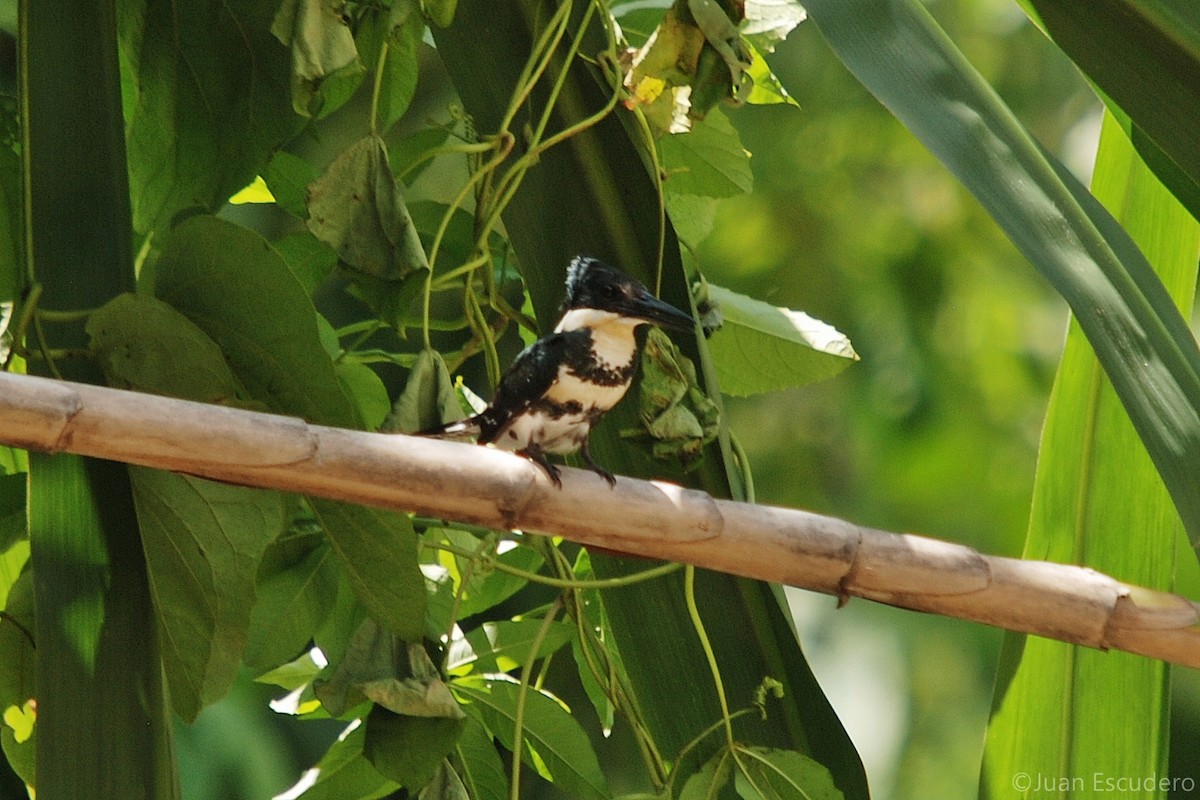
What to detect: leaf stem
<box><xmin>422</xmin><ymin>539</ymin><xmax>682</xmax><ymax>588</ymax></box>
<box><xmin>369</xmin><ymin>39</ymin><xmax>391</xmax><ymax>136</ymax></box>
<box><xmin>684</xmin><ymin>564</ymin><xmax>735</xmax><ymax>748</ymax></box>
<box><xmin>510</xmin><ymin>598</ymin><xmax>562</xmax><ymax>800</ymax></box>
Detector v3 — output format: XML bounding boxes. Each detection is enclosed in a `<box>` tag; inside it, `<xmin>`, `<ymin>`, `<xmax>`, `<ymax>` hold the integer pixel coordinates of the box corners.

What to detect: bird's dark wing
<box><xmin>476</xmin><ymin>332</ymin><xmax>580</xmax><ymax>444</ymax></box>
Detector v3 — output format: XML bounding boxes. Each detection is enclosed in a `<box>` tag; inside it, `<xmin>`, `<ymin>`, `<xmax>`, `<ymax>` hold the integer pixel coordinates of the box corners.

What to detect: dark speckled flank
<box><xmin>560</xmin><ymin>329</ymin><xmax>636</xmax><ymax>386</ymax></box>
<box><xmin>533</xmin><ymin>397</ymin><xmax>584</xmax><ymax>418</ymax></box>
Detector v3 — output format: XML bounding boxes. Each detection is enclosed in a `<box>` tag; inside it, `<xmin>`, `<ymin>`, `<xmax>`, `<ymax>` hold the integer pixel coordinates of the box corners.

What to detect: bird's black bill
<box><xmin>623</xmin><ymin>291</ymin><xmax>694</xmax><ymax>332</ymax></box>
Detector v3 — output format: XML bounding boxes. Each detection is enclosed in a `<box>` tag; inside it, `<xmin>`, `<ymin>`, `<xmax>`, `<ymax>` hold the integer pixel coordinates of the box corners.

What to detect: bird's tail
<box><xmin>416</xmin><ymin>416</ymin><xmax>482</xmax><ymax>441</ymax></box>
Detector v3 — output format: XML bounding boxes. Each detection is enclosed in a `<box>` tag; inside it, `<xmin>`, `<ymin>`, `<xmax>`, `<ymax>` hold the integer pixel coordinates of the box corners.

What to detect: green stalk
<box><xmin>19</xmin><ymin>1</ymin><xmax>175</xmax><ymax>796</ymax></box>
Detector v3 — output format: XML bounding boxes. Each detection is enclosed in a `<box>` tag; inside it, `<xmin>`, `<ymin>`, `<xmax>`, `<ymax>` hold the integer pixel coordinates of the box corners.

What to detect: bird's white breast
<box><xmin>496</xmin><ymin>406</ymin><xmax>591</xmax><ymax>454</ymax></box>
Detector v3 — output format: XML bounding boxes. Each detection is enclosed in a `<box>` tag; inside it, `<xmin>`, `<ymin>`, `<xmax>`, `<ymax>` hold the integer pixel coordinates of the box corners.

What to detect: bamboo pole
<box><xmin>3</xmin><ymin>370</ymin><xmax>1198</xmax><ymax>667</ymax></box>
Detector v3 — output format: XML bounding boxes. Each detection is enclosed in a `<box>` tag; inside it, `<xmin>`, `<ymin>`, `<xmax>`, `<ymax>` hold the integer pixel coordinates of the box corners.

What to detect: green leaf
<box><xmin>453</xmin><ymin>717</ymin><xmax>508</xmax><ymax>800</ymax></box>
<box><xmin>271</xmin><ymin>0</ymin><xmax>365</xmax><ymax>118</ymax></box>
<box><xmin>437</xmin><ymin>531</ymin><xmax>544</xmax><ymax>618</ymax></box>
<box><xmin>131</xmin><ymin>468</ymin><xmax>287</xmax><ymax>721</ymax></box>
<box><xmin>705</xmin><ymin>284</ymin><xmax>858</xmax><ymax>396</ymax></box>
<box><xmin>447</xmin><ymin>619</ymin><xmax>576</xmax><ymax>676</ymax></box>
<box><xmin>744</xmin><ymin>42</ymin><xmax>800</xmax><ymax>108</ymax></box>
<box><xmin>307</xmin><ymin>134</ymin><xmax>430</xmax><ymax>279</ymax></box>
<box><xmin>383</xmin><ymin>348</ymin><xmax>462</xmax><ymax>433</ymax></box>
<box><xmin>680</xmin><ymin>748</ymin><xmax>734</xmax><ymax>800</ymax></box>
<box><xmin>264</xmin><ymin>150</ymin><xmax>319</xmax><ymax>218</ymax></box>
<box><xmin>274</xmin><ymin>230</ymin><xmax>339</xmax><ymax>295</ymax></box>
<box><xmin>86</xmin><ymin>293</ymin><xmax>254</xmax><ymax>406</ymax></box>
<box><xmin>660</xmin><ymin>108</ymin><xmax>754</xmax><ymax>197</ymax></box>
<box><xmin>337</xmin><ymin>360</ymin><xmax>392</xmax><ymax>431</ymax></box>
<box><xmin>121</xmin><ymin>0</ymin><xmax>301</xmax><ymax>235</ymax></box>
<box><xmin>309</xmin><ymin>499</ymin><xmax>426</xmax><ymax>642</ymax></box>
<box><xmin>0</xmin><ymin>144</ymin><xmax>20</xmax><ymax>307</ymax></box>
<box><xmin>152</xmin><ymin>214</ymin><xmax>361</xmax><ymax>426</ymax></box>
<box><xmin>1022</xmin><ymin>0</ymin><xmax>1200</xmax><ymax>222</ymax></box>
<box><xmin>423</xmin><ymin>0</ymin><xmax>459</xmax><ymax>28</ymax></box>
<box><xmin>359</xmin><ymin>0</ymin><xmax>425</xmax><ymax>133</ymax></box>
<box><xmin>285</xmin><ymin>720</ymin><xmax>399</xmax><ymax>800</ymax></box>
<box><xmin>806</xmin><ymin>0</ymin><xmax>1200</xmax><ymax>546</ymax></box>
<box><xmin>418</xmin><ymin>760</ymin><xmax>472</xmax><ymax>800</ymax></box>
<box><xmin>664</xmin><ymin>191</ymin><xmax>719</xmax><ymax>248</ymax></box>
<box><xmin>28</xmin><ymin>0</ymin><xmax>177</xmax><ymax>790</ymax></box>
<box><xmin>364</xmin><ymin>705</ymin><xmax>467</xmax><ymax>789</ymax></box>
<box><xmin>390</xmin><ymin>126</ymin><xmax>452</xmax><ymax>184</ymax></box>
<box><xmin>980</xmin><ymin>114</ymin><xmax>1195</xmax><ymax>800</ymax></box>
<box><xmin>245</xmin><ymin>526</ymin><xmax>339</xmax><ymax>671</ymax></box>
<box><xmin>452</xmin><ymin>676</ymin><xmax>610</xmax><ymax>800</ymax></box>
<box><xmin>733</xmin><ymin>747</ymin><xmax>843</xmax><ymax>800</ymax></box>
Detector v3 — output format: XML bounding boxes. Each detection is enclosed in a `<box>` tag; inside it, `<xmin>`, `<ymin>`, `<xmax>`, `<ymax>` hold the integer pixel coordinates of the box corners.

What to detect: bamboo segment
<box><xmin>2</xmin><ymin>371</ymin><xmax>1198</xmax><ymax>667</ymax></box>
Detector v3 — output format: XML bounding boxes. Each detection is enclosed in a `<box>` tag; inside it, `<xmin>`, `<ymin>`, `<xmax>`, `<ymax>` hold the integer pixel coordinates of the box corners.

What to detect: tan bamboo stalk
<box><xmin>2</xmin><ymin>370</ymin><xmax>1197</xmax><ymax>667</ymax></box>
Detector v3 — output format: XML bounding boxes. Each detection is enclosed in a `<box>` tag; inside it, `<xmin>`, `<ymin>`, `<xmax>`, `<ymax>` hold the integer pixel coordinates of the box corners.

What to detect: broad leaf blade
<box><xmin>734</xmin><ymin>746</ymin><xmax>843</xmax><ymax>800</ymax></box>
<box><xmin>131</xmin><ymin>469</ymin><xmax>286</xmax><ymax>721</ymax></box>
<box><xmin>452</xmin><ymin>676</ymin><xmax>610</xmax><ymax>800</ymax></box>
<box><xmin>1023</xmin><ymin>0</ymin><xmax>1200</xmax><ymax>221</ymax></box>
<box><xmin>25</xmin><ymin>0</ymin><xmax>176</xmax><ymax>795</ymax></box>
<box><xmin>705</xmin><ymin>284</ymin><xmax>857</xmax><ymax>396</ymax></box>
<box><xmin>981</xmin><ymin>114</ymin><xmax>1195</xmax><ymax>800</ymax></box>
<box><xmin>806</xmin><ymin>0</ymin><xmax>1200</xmax><ymax>547</ymax></box>
<box><xmin>152</xmin><ymin>215</ymin><xmax>425</xmax><ymax>639</ymax></box>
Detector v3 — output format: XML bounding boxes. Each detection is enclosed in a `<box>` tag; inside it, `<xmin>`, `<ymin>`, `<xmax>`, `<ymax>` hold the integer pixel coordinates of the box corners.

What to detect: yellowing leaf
<box><xmin>3</xmin><ymin>700</ymin><xmax>35</xmax><ymax>744</ymax></box>
<box><xmin>228</xmin><ymin>176</ymin><xmax>276</xmax><ymax>205</ymax></box>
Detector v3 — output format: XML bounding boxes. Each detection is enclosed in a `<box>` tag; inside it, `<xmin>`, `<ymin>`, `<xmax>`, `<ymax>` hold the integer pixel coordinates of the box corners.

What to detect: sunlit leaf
<box><xmin>705</xmin><ymin>284</ymin><xmax>857</xmax><ymax>396</ymax></box>
<box><xmin>981</xmin><ymin>113</ymin><xmax>1195</xmax><ymax>800</ymax></box>
<box><xmin>807</xmin><ymin>0</ymin><xmax>1200</xmax><ymax>544</ymax></box>
<box><xmin>744</xmin><ymin>43</ymin><xmax>800</xmax><ymax>107</ymax></box>
<box><xmin>446</xmin><ymin>619</ymin><xmax>575</xmax><ymax>675</ymax></box>
<box><xmin>229</xmin><ymin>176</ymin><xmax>276</xmax><ymax>205</ymax></box>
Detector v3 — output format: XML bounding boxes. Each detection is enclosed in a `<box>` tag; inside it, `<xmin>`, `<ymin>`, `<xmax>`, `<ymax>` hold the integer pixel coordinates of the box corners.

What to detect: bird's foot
<box><xmin>580</xmin><ymin>441</ymin><xmax>617</xmax><ymax>488</ymax></box>
<box><xmin>520</xmin><ymin>446</ymin><xmax>563</xmax><ymax>488</ymax></box>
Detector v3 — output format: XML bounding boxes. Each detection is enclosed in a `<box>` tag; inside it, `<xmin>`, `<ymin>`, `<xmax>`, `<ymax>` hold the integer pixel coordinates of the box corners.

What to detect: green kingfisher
<box><xmin>424</xmin><ymin>255</ymin><xmax>694</xmax><ymax>487</ymax></box>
